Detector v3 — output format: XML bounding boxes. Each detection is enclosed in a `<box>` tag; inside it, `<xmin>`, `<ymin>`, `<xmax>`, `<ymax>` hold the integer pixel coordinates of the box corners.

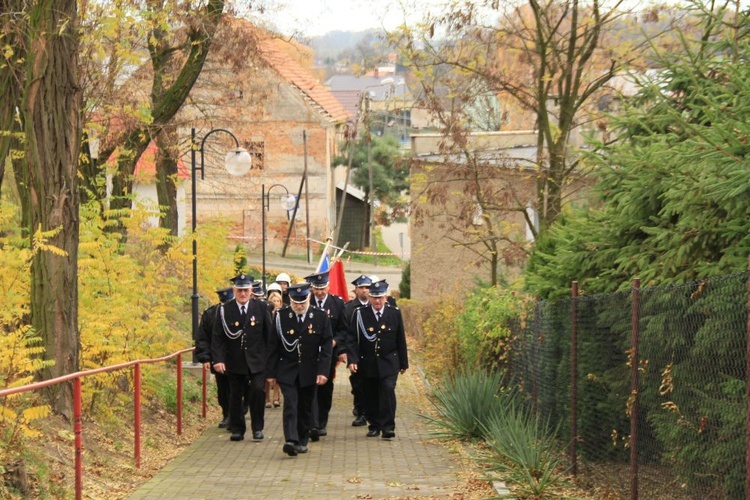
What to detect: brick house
<box><xmin>172</xmin><ymin>23</ymin><xmax>350</xmax><ymax>254</ymax></box>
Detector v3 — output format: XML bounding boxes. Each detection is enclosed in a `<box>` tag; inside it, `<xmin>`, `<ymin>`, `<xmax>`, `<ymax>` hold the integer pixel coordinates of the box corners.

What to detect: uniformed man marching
<box><xmin>195</xmin><ymin>286</ymin><xmax>235</xmax><ymax>429</ymax></box>
<box><xmin>211</xmin><ymin>274</ymin><xmax>274</xmax><ymax>442</ymax></box>
<box><xmin>267</xmin><ymin>282</ymin><xmax>333</xmax><ymax>456</ymax></box>
<box><xmin>305</xmin><ymin>270</ymin><xmax>348</xmax><ymax>441</ymax></box>
<box><xmin>346</xmin><ymin>279</ymin><xmax>408</xmax><ymax>439</ymax></box>
<box><xmin>344</xmin><ymin>275</ymin><xmax>372</xmax><ymax>426</ymax></box>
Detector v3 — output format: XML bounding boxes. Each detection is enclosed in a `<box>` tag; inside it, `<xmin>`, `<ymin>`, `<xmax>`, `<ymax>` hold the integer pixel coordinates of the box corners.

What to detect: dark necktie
<box><xmin>318</xmin><ymin>300</ymin><xmax>323</xmax><ymax>309</ymax></box>
<box><xmin>298</xmin><ymin>314</ymin><xmax>303</xmax><ymax>324</ymax></box>
<box><xmin>241</xmin><ymin>305</ymin><xmax>246</xmax><ymax>316</ymax></box>
<box><xmin>375</xmin><ymin>311</ymin><xmax>381</xmax><ymax>322</ymax></box>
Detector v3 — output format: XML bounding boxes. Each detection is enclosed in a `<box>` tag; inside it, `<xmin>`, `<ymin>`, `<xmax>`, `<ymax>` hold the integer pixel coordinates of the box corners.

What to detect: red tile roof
<box><xmin>259</xmin><ymin>37</ymin><xmax>351</xmax><ymax>123</ymax></box>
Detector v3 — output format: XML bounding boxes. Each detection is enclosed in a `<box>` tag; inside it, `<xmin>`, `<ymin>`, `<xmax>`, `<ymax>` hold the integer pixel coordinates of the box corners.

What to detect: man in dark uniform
<box><xmin>267</xmin><ymin>282</ymin><xmax>333</xmax><ymax>457</ymax></box>
<box><xmin>211</xmin><ymin>273</ymin><xmax>274</xmax><ymax>442</ymax></box>
<box><xmin>347</xmin><ymin>279</ymin><xmax>408</xmax><ymax>439</ymax></box>
<box><xmin>194</xmin><ymin>286</ymin><xmax>234</xmax><ymax>429</ymax></box>
<box><xmin>344</xmin><ymin>275</ymin><xmax>372</xmax><ymax>426</ymax></box>
<box><xmin>305</xmin><ymin>270</ymin><xmax>348</xmax><ymax>440</ymax></box>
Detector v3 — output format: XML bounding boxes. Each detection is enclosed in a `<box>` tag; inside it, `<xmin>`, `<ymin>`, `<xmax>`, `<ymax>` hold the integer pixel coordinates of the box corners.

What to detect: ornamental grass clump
<box><xmin>421</xmin><ymin>370</ymin><xmax>513</xmax><ymax>441</ymax></box>
<box><xmin>479</xmin><ymin>402</ymin><xmax>569</xmax><ymax>497</ymax></box>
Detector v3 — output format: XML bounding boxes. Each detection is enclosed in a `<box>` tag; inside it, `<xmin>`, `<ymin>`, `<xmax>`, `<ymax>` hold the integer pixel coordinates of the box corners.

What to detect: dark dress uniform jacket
<box><xmin>344</xmin><ymin>300</ymin><xmax>368</xmax><ymax>327</ymax></box>
<box><xmin>268</xmin><ymin>306</ymin><xmax>333</xmax><ymax>387</ymax></box>
<box><xmin>195</xmin><ymin>304</ymin><xmax>219</xmax><ymax>366</ymax></box>
<box><xmin>348</xmin><ymin>303</ymin><xmax>408</xmax><ymax>378</ymax></box>
<box><xmin>211</xmin><ymin>299</ymin><xmax>273</xmax><ymax>375</ymax></box>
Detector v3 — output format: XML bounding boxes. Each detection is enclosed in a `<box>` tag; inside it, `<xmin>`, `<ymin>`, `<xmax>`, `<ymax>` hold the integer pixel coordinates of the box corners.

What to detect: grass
<box><xmin>422</xmin><ymin>368</ymin><xmax>574</xmax><ymax>498</ymax></box>
<box><xmin>420</xmin><ymin>370</ymin><xmax>512</xmax><ymax>441</ymax></box>
<box><xmin>342</xmin><ymin>229</ymin><xmax>404</xmax><ymax>267</ymax></box>
<box><xmin>479</xmin><ymin>403</ymin><xmax>570</xmax><ymax>497</ymax></box>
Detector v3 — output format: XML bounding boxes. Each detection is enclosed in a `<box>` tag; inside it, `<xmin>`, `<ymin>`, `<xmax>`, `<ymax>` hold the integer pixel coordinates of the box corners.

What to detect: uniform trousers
<box><xmin>361</xmin><ymin>373</ymin><xmax>398</xmax><ymax>432</ymax></box>
<box><xmin>279</xmin><ymin>379</ymin><xmax>316</xmax><ymax>445</ymax></box>
<box><xmin>215</xmin><ymin>372</ymin><xmax>230</xmax><ymax>419</ymax></box>
<box><xmin>312</xmin><ymin>359</ymin><xmax>337</xmax><ymax>429</ymax></box>
<box><xmin>350</xmin><ymin>371</ymin><xmax>365</xmax><ymax>417</ymax></box>
<box><xmin>227</xmin><ymin>371</ymin><xmax>265</xmax><ymax>435</ymax></box>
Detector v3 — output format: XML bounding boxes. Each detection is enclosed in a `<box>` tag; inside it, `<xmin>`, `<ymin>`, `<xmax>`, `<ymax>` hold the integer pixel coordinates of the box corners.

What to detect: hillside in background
<box><xmin>307</xmin><ymin>29</ymin><xmax>380</xmax><ymax>62</ymax></box>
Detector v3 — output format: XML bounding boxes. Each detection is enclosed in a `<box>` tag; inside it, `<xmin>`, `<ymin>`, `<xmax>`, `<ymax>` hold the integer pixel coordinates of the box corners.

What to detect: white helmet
<box><xmin>267</xmin><ymin>282</ymin><xmax>283</xmax><ymax>293</ymax></box>
<box><xmin>275</xmin><ymin>272</ymin><xmax>291</xmax><ymax>284</ymax></box>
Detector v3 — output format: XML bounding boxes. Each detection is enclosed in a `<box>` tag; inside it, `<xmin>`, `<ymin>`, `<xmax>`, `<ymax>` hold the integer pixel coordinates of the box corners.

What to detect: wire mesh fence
<box><xmin>508</xmin><ymin>271</ymin><xmax>749</xmax><ymax>499</ymax></box>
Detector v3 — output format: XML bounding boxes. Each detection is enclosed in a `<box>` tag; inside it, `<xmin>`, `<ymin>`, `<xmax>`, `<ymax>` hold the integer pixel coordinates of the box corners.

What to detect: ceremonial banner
<box><xmin>328</xmin><ymin>260</ymin><xmax>348</xmax><ymax>300</ymax></box>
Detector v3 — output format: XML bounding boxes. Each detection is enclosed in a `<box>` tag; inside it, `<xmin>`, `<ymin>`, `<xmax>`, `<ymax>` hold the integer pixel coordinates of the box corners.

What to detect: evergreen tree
<box><xmin>526</xmin><ymin>1</ymin><xmax>750</xmax><ymax>297</ymax></box>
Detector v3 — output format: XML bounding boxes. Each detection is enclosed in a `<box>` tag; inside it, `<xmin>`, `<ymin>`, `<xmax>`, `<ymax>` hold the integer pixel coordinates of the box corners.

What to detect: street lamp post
<box><xmin>191</xmin><ymin>127</ymin><xmax>252</xmax><ymax>353</ymax></box>
<box><xmin>261</xmin><ymin>183</ymin><xmax>291</xmax><ymax>289</ymax></box>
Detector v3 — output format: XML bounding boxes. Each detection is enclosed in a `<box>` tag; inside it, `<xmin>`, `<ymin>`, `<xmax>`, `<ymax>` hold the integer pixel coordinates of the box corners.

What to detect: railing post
<box><xmin>570</xmin><ymin>281</ymin><xmax>578</xmax><ymax>476</ymax></box>
<box><xmin>202</xmin><ymin>364</ymin><xmax>207</xmax><ymax>418</ymax></box>
<box><xmin>134</xmin><ymin>363</ymin><xmax>141</xmax><ymax>468</ymax></box>
<box><xmin>177</xmin><ymin>353</ymin><xmax>183</xmax><ymax>435</ymax></box>
<box><xmin>73</xmin><ymin>377</ymin><xmax>82</xmax><ymax>500</ymax></box>
<box><xmin>630</xmin><ymin>278</ymin><xmax>641</xmax><ymax>500</ymax></box>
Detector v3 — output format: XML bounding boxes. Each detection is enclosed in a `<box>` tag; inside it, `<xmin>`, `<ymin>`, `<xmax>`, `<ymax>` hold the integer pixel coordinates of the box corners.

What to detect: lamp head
<box><xmin>225</xmin><ymin>148</ymin><xmax>252</xmax><ymax>176</ymax></box>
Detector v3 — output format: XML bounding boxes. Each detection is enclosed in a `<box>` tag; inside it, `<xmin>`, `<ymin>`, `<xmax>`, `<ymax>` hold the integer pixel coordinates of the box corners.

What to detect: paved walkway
<box><xmin>129</xmin><ymin>364</ymin><xmax>465</xmax><ymax>499</ymax></box>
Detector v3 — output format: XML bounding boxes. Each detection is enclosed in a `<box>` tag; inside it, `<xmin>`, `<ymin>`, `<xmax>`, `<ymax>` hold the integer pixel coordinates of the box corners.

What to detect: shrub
<box><xmin>399</xmin><ymin>261</ymin><xmax>410</xmax><ymax>299</ymax></box>
<box><xmin>456</xmin><ymin>286</ymin><xmax>535</xmax><ymax>371</ymax></box>
<box><xmin>479</xmin><ymin>401</ymin><xmax>569</xmax><ymax>497</ymax></box>
<box><xmin>422</xmin><ymin>369</ymin><xmax>513</xmax><ymax>441</ymax></box>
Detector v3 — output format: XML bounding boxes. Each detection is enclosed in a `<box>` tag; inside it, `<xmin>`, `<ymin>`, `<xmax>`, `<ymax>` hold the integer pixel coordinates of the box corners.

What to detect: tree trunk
<box><xmin>21</xmin><ymin>0</ymin><xmax>82</xmax><ymax>417</ymax></box>
<box><xmin>155</xmin><ymin>128</ymin><xmax>179</xmax><ymax>236</ymax></box>
<box><xmin>107</xmin><ymin>0</ymin><xmax>225</xmax><ymax>237</ymax></box>
<box><xmin>0</xmin><ymin>0</ymin><xmax>26</xmax><ymax>199</ymax></box>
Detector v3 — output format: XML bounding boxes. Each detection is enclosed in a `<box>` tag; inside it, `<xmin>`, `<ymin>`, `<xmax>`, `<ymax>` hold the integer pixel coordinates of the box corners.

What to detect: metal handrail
<box><xmin>0</xmin><ymin>347</ymin><xmax>207</xmax><ymax>500</ymax></box>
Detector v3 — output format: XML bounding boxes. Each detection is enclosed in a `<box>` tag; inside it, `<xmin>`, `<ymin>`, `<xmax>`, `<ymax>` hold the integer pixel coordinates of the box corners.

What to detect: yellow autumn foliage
<box><xmin>0</xmin><ymin>198</ymin><xmax>239</xmax><ymax>446</ymax></box>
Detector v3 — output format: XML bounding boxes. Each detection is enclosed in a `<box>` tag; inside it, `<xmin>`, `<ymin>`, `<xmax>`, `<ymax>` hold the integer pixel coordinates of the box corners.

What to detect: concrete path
<box><xmin>129</xmin><ymin>364</ymin><xmax>464</xmax><ymax>499</ymax></box>
<box><xmin>379</xmin><ymin>222</ymin><xmax>410</xmax><ymax>261</ymax></box>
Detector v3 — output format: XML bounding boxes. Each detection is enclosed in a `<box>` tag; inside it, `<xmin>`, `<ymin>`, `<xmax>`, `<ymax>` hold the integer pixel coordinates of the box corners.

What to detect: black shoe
<box><xmin>366</xmin><ymin>429</ymin><xmax>380</xmax><ymax>437</ymax></box>
<box><xmin>352</xmin><ymin>416</ymin><xmax>367</xmax><ymax>427</ymax></box>
<box><xmin>230</xmin><ymin>433</ymin><xmax>244</xmax><ymax>441</ymax></box>
<box><xmin>252</xmin><ymin>430</ymin><xmax>264</xmax><ymax>440</ymax></box>
<box><xmin>318</xmin><ymin>428</ymin><xmax>327</xmax><ymax>437</ymax></box>
<box><xmin>352</xmin><ymin>407</ymin><xmax>358</xmax><ymax>417</ymax></box>
<box><xmin>309</xmin><ymin>428</ymin><xmax>320</xmax><ymax>442</ymax></box>
<box><xmin>295</xmin><ymin>444</ymin><xmax>308</xmax><ymax>454</ymax></box>
<box><xmin>283</xmin><ymin>441</ymin><xmax>297</xmax><ymax>456</ymax></box>
<box><xmin>382</xmin><ymin>430</ymin><xmax>395</xmax><ymax>439</ymax></box>
<box><xmin>218</xmin><ymin>417</ymin><xmax>229</xmax><ymax>429</ymax></box>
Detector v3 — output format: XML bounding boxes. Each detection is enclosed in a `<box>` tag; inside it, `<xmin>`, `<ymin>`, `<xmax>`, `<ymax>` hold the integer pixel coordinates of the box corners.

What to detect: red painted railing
<box><xmin>0</xmin><ymin>347</ymin><xmax>207</xmax><ymax>500</ymax></box>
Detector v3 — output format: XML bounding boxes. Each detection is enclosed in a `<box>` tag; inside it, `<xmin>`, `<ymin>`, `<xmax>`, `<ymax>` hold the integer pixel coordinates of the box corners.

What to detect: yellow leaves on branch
<box><xmin>29</xmin><ymin>224</ymin><xmax>68</xmax><ymax>262</ymax></box>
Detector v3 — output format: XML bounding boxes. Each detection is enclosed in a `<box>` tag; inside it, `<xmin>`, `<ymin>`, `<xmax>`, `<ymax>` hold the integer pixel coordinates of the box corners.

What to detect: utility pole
<box><xmin>366</xmin><ymin>93</ymin><xmax>377</xmax><ymax>266</ymax></box>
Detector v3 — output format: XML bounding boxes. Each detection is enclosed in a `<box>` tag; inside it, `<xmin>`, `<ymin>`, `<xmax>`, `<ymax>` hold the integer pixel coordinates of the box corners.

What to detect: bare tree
<box><xmin>84</xmin><ymin>0</ymin><xmax>227</xmax><ymax>236</ymax></box>
<box><xmin>395</xmin><ymin>0</ymin><xmax>655</xmax><ymax>284</ymax></box>
<box><xmin>398</xmin><ymin>0</ymin><xmax>646</xmax><ymax>232</ymax></box>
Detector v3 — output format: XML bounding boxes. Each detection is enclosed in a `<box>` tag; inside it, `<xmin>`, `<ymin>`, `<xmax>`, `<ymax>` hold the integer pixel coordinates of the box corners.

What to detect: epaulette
<box><xmin>385</xmin><ymin>302</ymin><xmax>399</xmax><ymax>311</ymax></box>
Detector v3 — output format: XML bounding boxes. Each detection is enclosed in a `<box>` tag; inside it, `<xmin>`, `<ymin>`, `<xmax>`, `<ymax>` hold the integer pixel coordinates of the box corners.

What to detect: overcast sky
<box><xmin>256</xmin><ymin>0</ymin><xmax>450</xmax><ymax>37</ymax></box>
